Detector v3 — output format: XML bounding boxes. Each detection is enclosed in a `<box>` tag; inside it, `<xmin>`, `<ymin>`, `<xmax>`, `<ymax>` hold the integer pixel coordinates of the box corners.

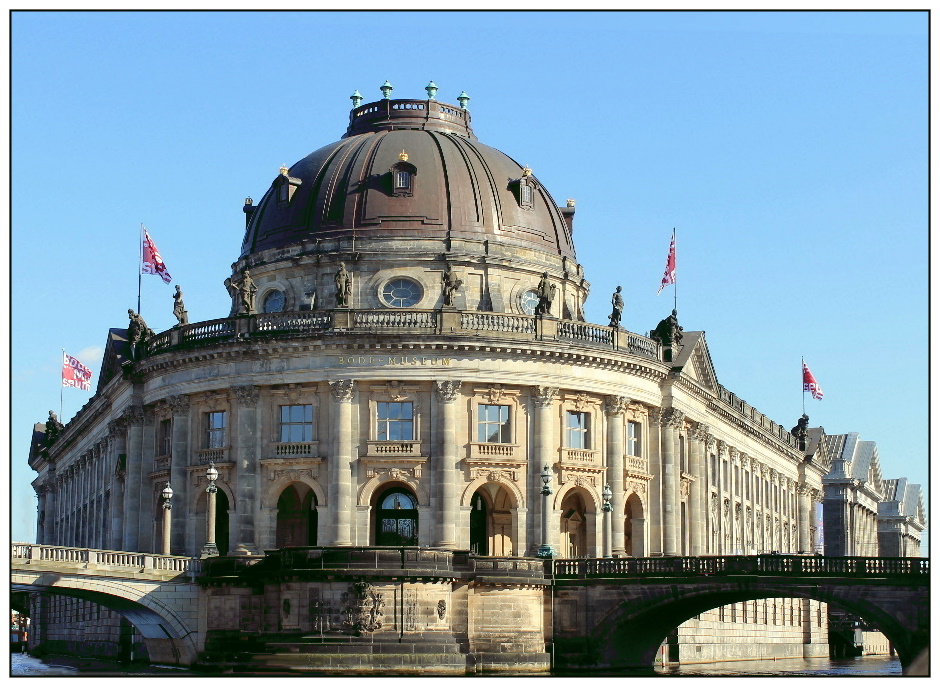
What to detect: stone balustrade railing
<box><xmin>11</xmin><ymin>543</ymin><xmax>203</xmax><ymax>576</ymax></box>
<box><xmin>553</xmin><ymin>555</ymin><xmax>930</xmax><ymax>579</ymax></box>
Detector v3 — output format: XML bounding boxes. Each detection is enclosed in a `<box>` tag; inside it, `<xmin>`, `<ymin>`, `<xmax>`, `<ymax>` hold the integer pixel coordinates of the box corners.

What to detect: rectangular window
<box><xmin>279</xmin><ymin>404</ymin><xmax>313</xmax><ymax>442</ymax></box>
<box><xmin>710</xmin><ymin>453</ymin><xmax>717</xmax><ymax>484</ymax></box>
<box><xmin>478</xmin><ymin>404</ymin><xmax>511</xmax><ymax>443</ymax></box>
<box><xmin>377</xmin><ymin>402</ymin><xmax>414</xmax><ymax>441</ymax></box>
<box><xmin>679</xmin><ymin>435</ymin><xmax>687</xmax><ymax>472</ymax></box>
<box><xmin>722</xmin><ymin>459</ymin><xmax>729</xmax><ymax>492</ymax></box>
<box><xmin>206</xmin><ymin>411</ymin><xmax>226</xmax><ymax>449</ymax></box>
<box><xmin>565</xmin><ymin>411</ymin><xmax>591</xmax><ymax>449</ymax></box>
<box><xmin>158</xmin><ymin>419</ymin><xmax>172</xmax><ymax>456</ymax></box>
<box><xmin>627</xmin><ymin>421</ymin><xmax>641</xmax><ymax>456</ymax></box>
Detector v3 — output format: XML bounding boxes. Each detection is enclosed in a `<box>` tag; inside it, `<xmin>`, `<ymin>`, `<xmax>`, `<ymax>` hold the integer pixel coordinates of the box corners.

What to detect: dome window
<box><xmin>391</xmin><ymin>150</ymin><xmax>417</xmax><ymax>197</ymax></box>
<box><xmin>262</xmin><ymin>290</ymin><xmax>286</xmax><ymax>313</ymax></box>
<box><xmin>273</xmin><ymin>165</ymin><xmax>302</xmax><ymax>208</ymax></box>
<box><xmin>520</xmin><ymin>290</ymin><xmax>539</xmax><ymax>316</ymax></box>
<box><xmin>512</xmin><ymin>166</ymin><xmax>536</xmax><ymax>210</ymax></box>
<box><xmin>381</xmin><ymin>278</ymin><xmax>423</xmax><ymax>308</ymax></box>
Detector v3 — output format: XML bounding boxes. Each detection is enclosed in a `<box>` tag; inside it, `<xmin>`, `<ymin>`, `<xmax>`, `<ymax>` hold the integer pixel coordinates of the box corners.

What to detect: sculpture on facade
<box><xmin>608</xmin><ymin>286</ymin><xmax>624</xmax><ymax>328</ymax></box>
<box><xmin>442</xmin><ymin>266</ymin><xmax>462</xmax><ymax>307</ymax></box>
<box><xmin>127</xmin><ymin>309</ymin><xmax>154</xmax><ymax>360</ymax></box>
<box><xmin>791</xmin><ymin>413</ymin><xmax>809</xmax><ymax>451</ymax></box>
<box><xmin>535</xmin><ymin>272</ymin><xmax>556</xmax><ymax>316</ymax></box>
<box><xmin>335</xmin><ymin>262</ymin><xmax>352</xmax><ymax>307</ymax></box>
<box><xmin>238</xmin><ymin>270</ymin><xmax>258</xmax><ymax>315</ymax></box>
<box><xmin>173</xmin><ymin>285</ymin><xmax>189</xmax><ymax>326</ymax></box>
<box><xmin>651</xmin><ymin>309</ymin><xmax>683</xmax><ymax>356</ymax></box>
<box><xmin>45</xmin><ymin>410</ymin><xmax>64</xmax><ymax>445</ymax></box>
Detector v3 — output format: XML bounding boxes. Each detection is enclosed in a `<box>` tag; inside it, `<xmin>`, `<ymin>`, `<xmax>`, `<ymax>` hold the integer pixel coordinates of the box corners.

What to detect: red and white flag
<box><xmin>802</xmin><ymin>361</ymin><xmax>824</xmax><ymax>400</ymax></box>
<box><xmin>658</xmin><ymin>230</ymin><xmax>676</xmax><ymax>294</ymax></box>
<box><xmin>62</xmin><ymin>352</ymin><xmax>93</xmax><ymax>391</ymax></box>
<box><xmin>141</xmin><ymin>227</ymin><xmax>172</xmax><ymax>284</ymax></box>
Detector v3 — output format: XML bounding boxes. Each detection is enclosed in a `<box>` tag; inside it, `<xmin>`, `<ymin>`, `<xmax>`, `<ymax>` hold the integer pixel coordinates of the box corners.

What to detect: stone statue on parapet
<box><xmin>650</xmin><ymin>309</ymin><xmax>683</xmax><ymax>360</ymax></box>
<box><xmin>442</xmin><ymin>266</ymin><xmax>462</xmax><ymax>307</ymax></box>
<box><xmin>791</xmin><ymin>413</ymin><xmax>809</xmax><ymax>451</ymax></box>
<box><xmin>45</xmin><ymin>410</ymin><xmax>64</xmax><ymax>446</ymax></box>
<box><xmin>609</xmin><ymin>286</ymin><xmax>624</xmax><ymax>328</ymax></box>
<box><xmin>335</xmin><ymin>263</ymin><xmax>352</xmax><ymax>307</ymax></box>
<box><xmin>173</xmin><ymin>285</ymin><xmax>189</xmax><ymax>326</ymax></box>
<box><xmin>127</xmin><ymin>308</ymin><xmax>154</xmax><ymax>360</ymax></box>
<box><xmin>236</xmin><ymin>270</ymin><xmax>257</xmax><ymax>315</ymax></box>
<box><xmin>535</xmin><ymin>272</ymin><xmax>557</xmax><ymax>316</ymax></box>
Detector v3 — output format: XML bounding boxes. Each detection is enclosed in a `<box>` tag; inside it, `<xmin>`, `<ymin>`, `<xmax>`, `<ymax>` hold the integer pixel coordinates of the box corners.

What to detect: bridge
<box><xmin>10</xmin><ymin>544</ymin><xmax>930</xmax><ymax>673</ymax></box>
<box><xmin>550</xmin><ymin>555</ymin><xmax>930</xmax><ymax>673</ymax></box>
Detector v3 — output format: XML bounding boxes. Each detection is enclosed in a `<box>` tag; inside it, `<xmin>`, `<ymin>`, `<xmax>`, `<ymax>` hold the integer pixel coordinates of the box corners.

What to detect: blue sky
<box><xmin>10</xmin><ymin>11</ymin><xmax>928</xmax><ymax>550</ymax></box>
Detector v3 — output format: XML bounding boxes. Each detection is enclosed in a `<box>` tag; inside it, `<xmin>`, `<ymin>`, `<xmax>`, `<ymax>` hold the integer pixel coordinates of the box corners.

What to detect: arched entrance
<box><xmin>470</xmin><ymin>492</ymin><xmax>488</xmax><ymax>555</ymax></box>
<box><xmin>374</xmin><ymin>486</ymin><xmax>418</xmax><ymax>546</ymax></box>
<box><xmin>276</xmin><ymin>483</ymin><xmax>317</xmax><ymax>547</ymax></box>
<box><xmin>559</xmin><ymin>491</ymin><xmax>588</xmax><ymax>558</ymax></box>
<box><xmin>625</xmin><ymin>493</ymin><xmax>644</xmax><ymax>557</ymax></box>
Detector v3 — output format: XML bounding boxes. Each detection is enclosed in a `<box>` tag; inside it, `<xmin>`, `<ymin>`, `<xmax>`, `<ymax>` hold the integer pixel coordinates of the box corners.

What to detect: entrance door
<box><xmin>375</xmin><ymin>488</ymin><xmax>419</xmax><ymax>546</ymax></box>
<box><xmin>470</xmin><ymin>492</ymin><xmax>488</xmax><ymax>555</ymax></box>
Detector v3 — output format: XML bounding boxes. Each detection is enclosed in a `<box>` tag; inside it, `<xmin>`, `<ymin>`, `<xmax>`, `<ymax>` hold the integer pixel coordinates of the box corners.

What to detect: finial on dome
<box><xmin>522</xmin><ymin>165</ymin><xmax>532</xmax><ymax>177</ymax></box>
<box><xmin>457</xmin><ymin>90</ymin><xmax>470</xmax><ymax>109</ymax></box>
<box><xmin>279</xmin><ymin>164</ymin><xmax>289</xmax><ymax>176</ymax></box>
<box><xmin>350</xmin><ymin>90</ymin><xmax>363</xmax><ymax>108</ymax></box>
<box><xmin>567</xmin><ymin>198</ymin><xmax>576</xmax><ymax>207</ymax></box>
<box><xmin>380</xmin><ymin>80</ymin><xmax>393</xmax><ymax>99</ymax></box>
<box><xmin>399</xmin><ymin>150</ymin><xmax>409</xmax><ymax>162</ymax></box>
<box><xmin>425</xmin><ymin>81</ymin><xmax>438</xmax><ymax>99</ymax></box>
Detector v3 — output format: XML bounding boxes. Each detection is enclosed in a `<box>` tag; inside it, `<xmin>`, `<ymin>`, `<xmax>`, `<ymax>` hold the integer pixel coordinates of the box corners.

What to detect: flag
<box><xmin>658</xmin><ymin>230</ymin><xmax>676</xmax><ymax>294</ymax></box>
<box><xmin>802</xmin><ymin>362</ymin><xmax>824</xmax><ymax>400</ymax></box>
<box><xmin>141</xmin><ymin>227</ymin><xmax>172</xmax><ymax>284</ymax></box>
<box><xmin>62</xmin><ymin>352</ymin><xmax>93</xmax><ymax>391</ymax></box>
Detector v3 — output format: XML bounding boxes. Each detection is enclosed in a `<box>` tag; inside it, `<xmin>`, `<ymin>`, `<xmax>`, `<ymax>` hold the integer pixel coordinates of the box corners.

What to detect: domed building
<box><xmin>27</xmin><ymin>85</ymin><xmax>835</xmax><ymax>671</ymax></box>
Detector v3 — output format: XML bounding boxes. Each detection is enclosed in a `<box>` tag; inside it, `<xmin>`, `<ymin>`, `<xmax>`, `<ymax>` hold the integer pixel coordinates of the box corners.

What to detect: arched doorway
<box><xmin>194</xmin><ymin>487</ymin><xmax>230</xmax><ymax>556</ymax></box>
<box><xmin>276</xmin><ymin>483</ymin><xmax>318</xmax><ymax>547</ymax></box>
<box><xmin>559</xmin><ymin>490</ymin><xmax>588</xmax><ymax>558</ymax></box>
<box><xmin>469</xmin><ymin>483</ymin><xmax>517</xmax><ymax>556</ymax></box>
<box><xmin>374</xmin><ymin>486</ymin><xmax>418</xmax><ymax>546</ymax></box>
<box><xmin>625</xmin><ymin>492</ymin><xmax>644</xmax><ymax>557</ymax></box>
<box><xmin>470</xmin><ymin>492</ymin><xmax>488</xmax><ymax>555</ymax></box>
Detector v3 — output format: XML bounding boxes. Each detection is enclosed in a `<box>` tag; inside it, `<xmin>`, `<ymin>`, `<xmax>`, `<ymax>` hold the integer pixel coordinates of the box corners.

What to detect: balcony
<box><xmin>467</xmin><ymin>442</ymin><xmax>522</xmax><ymax>463</ymax></box>
<box><xmin>195</xmin><ymin>447</ymin><xmax>228</xmax><ymax>465</ymax></box>
<box><xmin>363</xmin><ymin>440</ymin><xmax>422</xmax><ymax>457</ymax></box>
<box><xmin>273</xmin><ymin>441</ymin><xmax>319</xmax><ymax>458</ymax></box>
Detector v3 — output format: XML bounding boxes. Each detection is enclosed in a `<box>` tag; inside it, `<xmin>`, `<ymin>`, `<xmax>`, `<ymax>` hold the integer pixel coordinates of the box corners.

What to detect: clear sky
<box><xmin>10</xmin><ymin>10</ymin><xmax>928</xmax><ymax>551</ymax></box>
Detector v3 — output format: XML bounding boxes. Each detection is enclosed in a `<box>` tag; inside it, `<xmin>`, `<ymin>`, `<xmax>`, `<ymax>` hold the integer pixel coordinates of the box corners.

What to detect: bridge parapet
<box><xmin>553</xmin><ymin>555</ymin><xmax>929</xmax><ymax>579</ymax></box>
<box><xmin>12</xmin><ymin>543</ymin><xmax>202</xmax><ymax>580</ymax></box>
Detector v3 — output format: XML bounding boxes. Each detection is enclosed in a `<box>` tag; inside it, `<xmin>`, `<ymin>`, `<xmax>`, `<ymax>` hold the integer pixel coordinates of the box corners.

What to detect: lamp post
<box><xmin>537</xmin><ymin>465</ymin><xmax>554</xmax><ymax>558</ymax></box>
<box><xmin>161</xmin><ymin>482</ymin><xmax>173</xmax><ymax>555</ymax></box>
<box><xmin>201</xmin><ymin>462</ymin><xmax>219</xmax><ymax>558</ymax></box>
<box><xmin>602</xmin><ymin>483</ymin><xmax>613</xmax><ymax>558</ymax></box>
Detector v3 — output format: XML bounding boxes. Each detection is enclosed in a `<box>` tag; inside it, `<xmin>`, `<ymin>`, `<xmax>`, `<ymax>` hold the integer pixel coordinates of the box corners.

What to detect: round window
<box><xmin>263</xmin><ymin>290</ymin><xmax>285</xmax><ymax>313</ymax></box>
<box><xmin>381</xmin><ymin>278</ymin><xmax>423</xmax><ymax>308</ymax></box>
<box><xmin>520</xmin><ymin>290</ymin><xmax>539</xmax><ymax>316</ymax></box>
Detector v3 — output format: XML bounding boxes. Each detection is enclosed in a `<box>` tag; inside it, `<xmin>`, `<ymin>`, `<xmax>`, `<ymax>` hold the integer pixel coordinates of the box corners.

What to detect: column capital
<box><xmin>435</xmin><ymin>380</ymin><xmax>461</xmax><ymax>403</ymax></box>
<box><xmin>142</xmin><ymin>405</ymin><xmax>156</xmax><ymax>423</ymax></box>
<box><xmin>715</xmin><ymin>439</ymin><xmax>727</xmax><ymax>455</ymax></box>
<box><xmin>232</xmin><ymin>384</ymin><xmax>260</xmax><ymax>407</ymax></box>
<box><xmin>165</xmin><ymin>393</ymin><xmax>191</xmax><ymax>415</ymax></box>
<box><xmin>329</xmin><ymin>379</ymin><xmax>355</xmax><ymax>403</ymax></box>
<box><xmin>662</xmin><ymin>407</ymin><xmax>685</xmax><ymax>428</ymax></box>
<box><xmin>603</xmin><ymin>395</ymin><xmax>629</xmax><ymax>416</ymax></box>
<box><xmin>728</xmin><ymin>446</ymin><xmax>740</xmax><ymax>461</ymax></box>
<box><xmin>532</xmin><ymin>385</ymin><xmax>558</xmax><ymax>409</ymax></box>
<box><xmin>690</xmin><ymin>423</ymin><xmax>711</xmax><ymax>441</ymax></box>
<box><xmin>648</xmin><ymin>407</ymin><xmax>663</xmax><ymax>426</ymax></box>
<box><xmin>122</xmin><ymin>404</ymin><xmax>144</xmax><ymax>425</ymax></box>
<box><xmin>107</xmin><ymin>417</ymin><xmax>127</xmax><ymax>438</ymax></box>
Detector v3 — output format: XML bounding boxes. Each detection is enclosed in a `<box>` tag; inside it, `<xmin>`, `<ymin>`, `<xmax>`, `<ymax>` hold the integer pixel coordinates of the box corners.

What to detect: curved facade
<box><xmin>28</xmin><ymin>91</ymin><xmax>835</xmax><ymax>670</ymax></box>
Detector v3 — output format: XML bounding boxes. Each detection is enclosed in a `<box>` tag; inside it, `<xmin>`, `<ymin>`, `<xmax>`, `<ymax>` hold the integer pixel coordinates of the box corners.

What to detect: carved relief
<box><xmin>486</xmin><ymin>384</ymin><xmax>506</xmax><ymax>405</ymax></box>
<box><xmin>404</xmin><ymin>589</ymin><xmax>418</xmax><ymax>632</ymax></box>
<box><xmin>603</xmin><ymin>395</ymin><xmax>628</xmax><ymax>416</ymax></box>
<box><xmin>384</xmin><ymin>381</ymin><xmax>407</xmax><ymax>401</ymax></box>
<box><xmin>470</xmin><ymin>468</ymin><xmax>518</xmax><ymax>483</ymax></box>
<box><xmin>330</xmin><ymin>379</ymin><xmax>355</xmax><ymax>402</ymax></box>
<box><xmin>165</xmin><ymin>394</ymin><xmax>191</xmax><ymax>415</ymax></box>
<box><xmin>571</xmin><ymin>392</ymin><xmax>590</xmax><ymax>412</ymax></box>
<box><xmin>341</xmin><ymin>582</ymin><xmax>385</xmax><ymax>635</ymax></box>
<box><xmin>437</xmin><ymin>599</ymin><xmax>447</xmax><ymax>620</ymax></box>
<box><xmin>679</xmin><ymin>477</ymin><xmax>690</xmax><ymax>500</ymax></box>
<box><xmin>366</xmin><ymin>466</ymin><xmax>420</xmax><ymax>481</ymax></box>
<box><xmin>233</xmin><ymin>385</ymin><xmax>260</xmax><ymax>407</ymax></box>
<box><xmin>268</xmin><ymin>466</ymin><xmax>320</xmax><ymax>483</ymax></box>
<box><xmin>435</xmin><ymin>380</ymin><xmax>460</xmax><ymax>403</ymax></box>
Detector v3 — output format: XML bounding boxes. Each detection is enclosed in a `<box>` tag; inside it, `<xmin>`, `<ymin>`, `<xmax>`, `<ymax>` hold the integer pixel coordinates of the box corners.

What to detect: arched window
<box><xmin>390</xmin><ymin>160</ymin><xmax>417</xmax><ymax>197</ymax></box>
<box><xmin>375</xmin><ymin>487</ymin><xmax>418</xmax><ymax>546</ymax></box>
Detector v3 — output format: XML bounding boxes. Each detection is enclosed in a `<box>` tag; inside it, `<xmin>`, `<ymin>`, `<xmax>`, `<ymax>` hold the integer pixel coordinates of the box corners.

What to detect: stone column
<box><xmin>328</xmin><ymin>380</ymin><xmax>355</xmax><ymax>546</ymax></box>
<box><xmin>647</xmin><ymin>408</ymin><xmax>664</xmax><ymax>555</ymax></box>
<box><xmin>232</xmin><ymin>385</ymin><xmax>261</xmax><ymax>554</ymax></box>
<box><xmin>434</xmin><ymin>380</ymin><xmax>460</xmax><ymax>548</ymax></box>
<box><xmin>532</xmin><ymin>386</ymin><xmax>558</xmax><ymax>555</ymax></box>
<box><xmin>138</xmin><ymin>406</ymin><xmax>156</xmax><ymax>551</ymax></box>
<box><xmin>107</xmin><ymin>419</ymin><xmax>126</xmax><ymax>550</ymax></box>
<box><xmin>166</xmin><ymin>395</ymin><xmax>191</xmax><ymax>555</ymax></box>
<box><xmin>661</xmin><ymin>408</ymin><xmax>684</xmax><ymax>556</ymax></box>
<box><xmin>715</xmin><ymin>440</ymin><xmax>726</xmax><ymax>553</ymax></box>
<box><xmin>603</xmin><ymin>396</ymin><xmax>628</xmax><ymax>556</ymax></box>
<box><xmin>688</xmin><ymin>424</ymin><xmax>708</xmax><ymax>555</ymax></box>
<box><xmin>703</xmin><ymin>434</ymin><xmax>716</xmax><ymax>553</ymax></box>
<box><xmin>122</xmin><ymin>404</ymin><xmax>144</xmax><ymax>551</ymax></box>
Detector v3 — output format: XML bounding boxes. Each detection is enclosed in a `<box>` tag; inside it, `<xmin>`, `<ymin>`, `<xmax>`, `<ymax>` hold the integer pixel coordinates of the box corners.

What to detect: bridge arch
<box><xmin>11</xmin><ymin>571</ymin><xmax>199</xmax><ymax>666</ymax></box>
<box><xmin>583</xmin><ymin>580</ymin><xmax>926</xmax><ymax>673</ymax></box>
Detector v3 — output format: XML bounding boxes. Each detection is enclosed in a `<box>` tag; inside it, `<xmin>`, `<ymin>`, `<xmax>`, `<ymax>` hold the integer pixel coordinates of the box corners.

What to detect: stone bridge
<box><xmin>11</xmin><ymin>543</ymin><xmax>203</xmax><ymax>666</ymax></box>
<box><xmin>550</xmin><ymin>555</ymin><xmax>930</xmax><ymax>673</ymax></box>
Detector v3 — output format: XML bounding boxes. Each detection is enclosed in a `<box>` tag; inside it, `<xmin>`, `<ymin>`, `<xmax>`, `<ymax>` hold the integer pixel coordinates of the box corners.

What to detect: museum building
<box><xmin>28</xmin><ymin>85</ymin><xmax>842</xmax><ymax>669</ymax></box>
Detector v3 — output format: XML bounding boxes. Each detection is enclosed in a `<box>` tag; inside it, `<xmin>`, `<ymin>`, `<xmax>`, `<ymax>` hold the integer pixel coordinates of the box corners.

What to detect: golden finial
<box><xmin>279</xmin><ymin>164</ymin><xmax>289</xmax><ymax>175</ymax></box>
<box><xmin>522</xmin><ymin>165</ymin><xmax>532</xmax><ymax>177</ymax></box>
<box><xmin>567</xmin><ymin>198</ymin><xmax>576</xmax><ymax>207</ymax></box>
<box><xmin>399</xmin><ymin>150</ymin><xmax>409</xmax><ymax>162</ymax></box>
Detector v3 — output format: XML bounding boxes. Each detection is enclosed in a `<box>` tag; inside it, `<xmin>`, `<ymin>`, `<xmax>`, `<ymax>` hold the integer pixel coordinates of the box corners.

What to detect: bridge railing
<box><xmin>11</xmin><ymin>543</ymin><xmax>203</xmax><ymax>576</ymax></box>
<box><xmin>553</xmin><ymin>555</ymin><xmax>929</xmax><ymax>579</ymax></box>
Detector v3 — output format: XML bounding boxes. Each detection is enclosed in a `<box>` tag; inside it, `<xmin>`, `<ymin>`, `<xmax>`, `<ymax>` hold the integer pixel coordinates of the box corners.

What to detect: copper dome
<box><xmin>239</xmin><ymin>98</ymin><xmax>576</xmax><ymax>261</ymax></box>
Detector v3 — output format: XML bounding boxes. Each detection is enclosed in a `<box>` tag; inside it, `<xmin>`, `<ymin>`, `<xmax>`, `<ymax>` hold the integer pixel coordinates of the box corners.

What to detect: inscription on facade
<box><xmin>337</xmin><ymin>355</ymin><xmax>453</xmax><ymax>366</ymax></box>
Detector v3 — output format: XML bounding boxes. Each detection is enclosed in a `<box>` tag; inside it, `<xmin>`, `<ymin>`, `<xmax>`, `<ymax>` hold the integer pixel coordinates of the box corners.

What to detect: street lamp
<box><xmin>602</xmin><ymin>483</ymin><xmax>613</xmax><ymax>558</ymax></box>
<box><xmin>201</xmin><ymin>462</ymin><xmax>219</xmax><ymax>558</ymax></box>
<box><xmin>161</xmin><ymin>482</ymin><xmax>173</xmax><ymax>555</ymax></box>
<box><xmin>537</xmin><ymin>465</ymin><xmax>554</xmax><ymax>558</ymax></box>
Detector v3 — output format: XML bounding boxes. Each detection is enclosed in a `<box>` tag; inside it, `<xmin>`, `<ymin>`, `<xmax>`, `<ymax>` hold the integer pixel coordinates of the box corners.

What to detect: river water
<box><xmin>11</xmin><ymin>651</ymin><xmax>901</xmax><ymax>677</ymax></box>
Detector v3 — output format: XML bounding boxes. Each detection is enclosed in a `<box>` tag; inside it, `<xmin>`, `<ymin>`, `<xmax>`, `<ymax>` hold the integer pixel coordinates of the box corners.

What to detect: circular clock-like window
<box><xmin>263</xmin><ymin>290</ymin><xmax>285</xmax><ymax>313</ymax></box>
<box><xmin>520</xmin><ymin>290</ymin><xmax>539</xmax><ymax>316</ymax></box>
<box><xmin>381</xmin><ymin>278</ymin><xmax>423</xmax><ymax>308</ymax></box>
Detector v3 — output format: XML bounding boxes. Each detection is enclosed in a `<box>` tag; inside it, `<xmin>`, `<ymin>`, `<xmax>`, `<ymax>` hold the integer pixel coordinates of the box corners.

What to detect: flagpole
<box><xmin>138</xmin><ymin>223</ymin><xmax>143</xmax><ymax>315</ymax></box>
<box><xmin>60</xmin><ymin>348</ymin><xmax>65</xmax><ymax>421</ymax></box>
<box><xmin>672</xmin><ymin>228</ymin><xmax>677</xmax><ymax>314</ymax></box>
<box><xmin>801</xmin><ymin>356</ymin><xmax>806</xmax><ymax>416</ymax></box>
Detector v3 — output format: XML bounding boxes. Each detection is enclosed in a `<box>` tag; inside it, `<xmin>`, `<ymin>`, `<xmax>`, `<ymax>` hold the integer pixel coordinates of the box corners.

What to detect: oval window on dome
<box><xmin>381</xmin><ymin>278</ymin><xmax>423</xmax><ymax>308</ymax></box>
<box><xmin>263</xmin><ymin>290</ymin><xmax>286</xmax><ymax>313</ymax></box>
<box><xmin>521</xmin><ymin>290</ymin><xmax>539</xmax><ymax>316</ymax></box>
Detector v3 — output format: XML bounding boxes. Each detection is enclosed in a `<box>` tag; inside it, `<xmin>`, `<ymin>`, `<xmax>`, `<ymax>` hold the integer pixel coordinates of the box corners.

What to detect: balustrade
<box><xmin>11</xmin><ymin>543</ymin><xmax>202</xmax><ymax>575</ymax></box>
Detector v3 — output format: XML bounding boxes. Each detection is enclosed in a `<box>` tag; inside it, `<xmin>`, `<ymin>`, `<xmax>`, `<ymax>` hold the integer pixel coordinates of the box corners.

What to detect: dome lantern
<box><xmin>380</xmin><ymin>80</ymin><xmax>394</xmax><ymax>99</ymax></box>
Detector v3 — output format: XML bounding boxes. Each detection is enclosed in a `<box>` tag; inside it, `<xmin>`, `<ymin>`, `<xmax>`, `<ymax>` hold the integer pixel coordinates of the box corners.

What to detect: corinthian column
<box><xmin>121</xmin><ymin>404</ymin><xmax>144</xmax><ymax>552</ymax></box>
<box><xmin>604</xmin><ymin>395</ymin><xmax>628</xmax><ymax>556</ymax></box>
<box><xmin>796</xmin><ymin>483</ymin><xmax>812</xmax><ymax>553</ymax></box>
<box><xmin>661</xmin><ymin>408</ymin><xmax>684</xmax><ymax>556</ymax></box>
<box><xmin>434</xmin><ymin>380</ymin><xmax>460</xmax><ymax>547</ymax></box>
<box><xmin>232</xmin><ymin>385</ymin><xmax>260</xmax><ymax>554</ymax></box>
<box><xmin>532</xmin><ymin>385</ymin><xmax>558</xmax><ymax>555</ymax></box>
<box><xmin>329</xmin><ymin>380</ymin><xmax>355</xmax><ymax>546</ymax></box>
<box><xmin>107</xmin><ymin>419</ymin><xmax>126</xmax><ymax>550</ymax></box>
<box><xmin>166</xmin><ymin>394</ymin><xmax>191</xmax><ymax>555</ymax></box>
<box><xmin>688</xmin><ymin>424</ymin><xmax>708</xmax><ymax>555</ymax></box>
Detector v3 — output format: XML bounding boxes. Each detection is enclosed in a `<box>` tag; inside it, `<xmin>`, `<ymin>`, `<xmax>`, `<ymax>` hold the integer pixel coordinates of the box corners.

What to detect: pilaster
<box><xmin>434</xmin><ymin>380</ymin><xmax>460</xmax><ymax>547</ymax></box>
<box><xmin>329</xmin><ymin>380</ymin><xmax>355</xmax><ymax>546</ymax></box>
<box><xmin>232</xmin><ymin>385</ymin><xmax>261</xmax><ymax>554</ymax></box>
<box><xmin>603</xmin><ymin>395</ymin><xmax>628</xmax><ymax>556</ymax></box>
<box><xmin>660</xmin><ymin>407</ymin><xmax>684</xmax><ymax>556</ymax></box>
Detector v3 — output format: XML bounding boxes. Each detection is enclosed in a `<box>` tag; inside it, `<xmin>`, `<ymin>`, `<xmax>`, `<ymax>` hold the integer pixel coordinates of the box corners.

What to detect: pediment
<box><xmin>672</xmin><ymin>331</ymin><xmax>719</xmax><ymax>392</ymax></box>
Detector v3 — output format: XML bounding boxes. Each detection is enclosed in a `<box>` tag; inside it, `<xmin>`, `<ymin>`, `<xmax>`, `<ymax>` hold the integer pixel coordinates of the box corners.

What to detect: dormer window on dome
<box><xmin>274</xmin><ymin>165</ymin><xmax>302</xmax><ymax>208</ymax></box>
<box><xmin>513</xmin><ymin>166</ymin><xmax>536</xmax><ymax>210</ymax></box>
<box><xmin>391</xmin><ymin>150</ymin><xmax>416</xmax><ymax>197</ymax></box>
